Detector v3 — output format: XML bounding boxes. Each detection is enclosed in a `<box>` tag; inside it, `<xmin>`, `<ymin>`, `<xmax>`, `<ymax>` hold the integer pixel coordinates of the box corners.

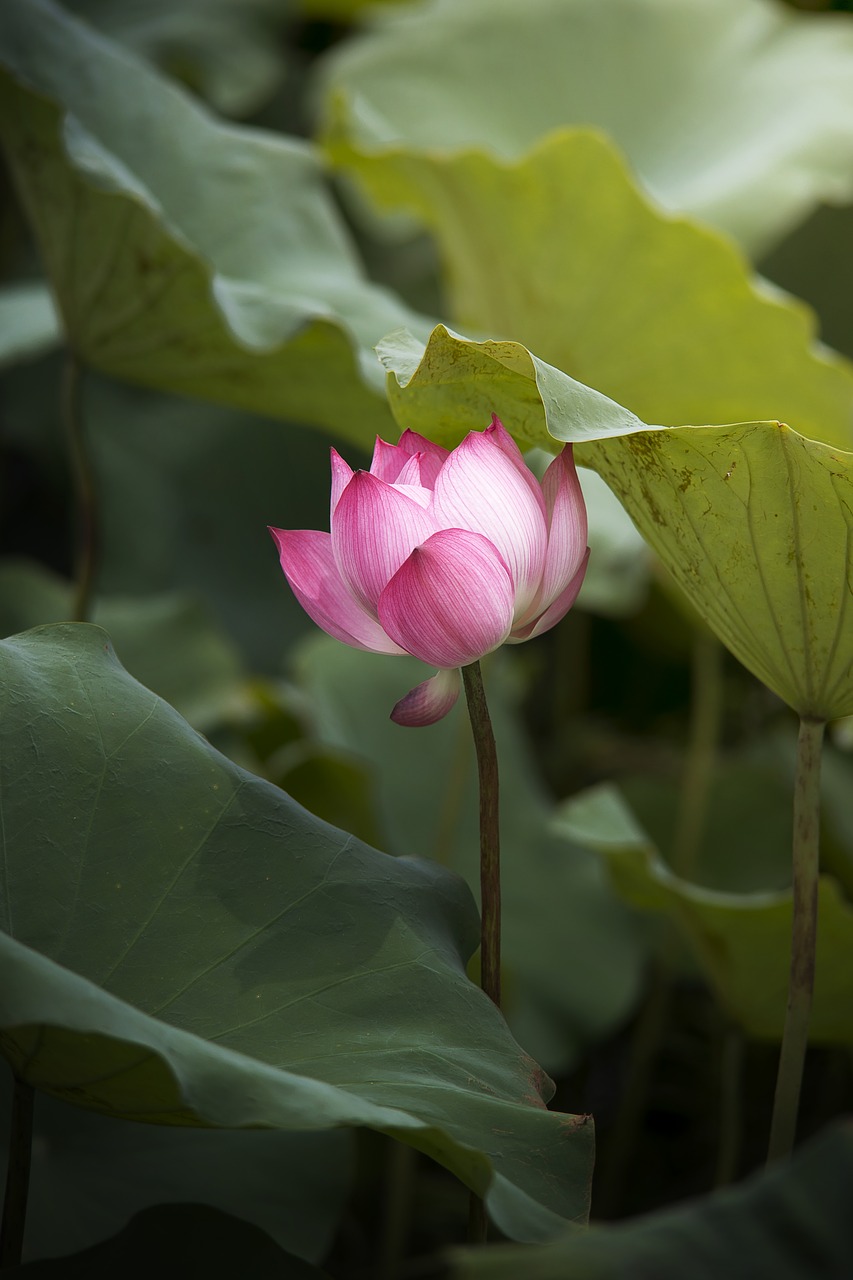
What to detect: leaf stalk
<box><xmin>767</xmin><ymin>715</ymin><xmax>825</xmax><ymax>1163</ymax></box>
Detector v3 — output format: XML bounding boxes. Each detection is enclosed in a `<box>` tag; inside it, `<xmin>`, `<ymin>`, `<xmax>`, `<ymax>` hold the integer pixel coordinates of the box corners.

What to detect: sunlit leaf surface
<box><xmin>318</xmin><ymin>0</ymin><xmax>853</xmax><ymax>256</ymax></box>
<box><xmin>581</xmin><ymin>421</ymin><xmax>853</xmax><ymax>722</ymax></box>
<box><xmin>0</xmin><ymin>624</ymin><xmax>594</xmax><ymax>1242</ymax></box>
<box><xmin>341</xmin><ymin>124</ymin><xmax>853</xmax><ymax>449</ymax></box>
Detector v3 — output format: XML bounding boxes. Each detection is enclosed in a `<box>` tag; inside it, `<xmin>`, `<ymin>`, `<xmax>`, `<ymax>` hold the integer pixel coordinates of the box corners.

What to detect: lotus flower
<box><xmin>271</xmin><ymin>416</ymin><xmax>589</xmax><ymax>726</ymax></box>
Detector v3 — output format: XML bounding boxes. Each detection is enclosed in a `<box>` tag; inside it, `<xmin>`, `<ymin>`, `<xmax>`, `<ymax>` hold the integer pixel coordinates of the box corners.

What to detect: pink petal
<box><xmin>390</xmin><ymin>668</ymin><xmax>461</xmax><ymax>727</ymax></box>
<box><xmin>332</xmin><ymin>470</ymin><xmax>437</xmax><ymax>614</ymax></box>
<box><xmin>510</xmin><ymin>548</ymin><xmax>590</xmax><ymax>642</ymax></box>
<box><xmin>484</xmin><ymin>415</ymin><xmax>548</xmax><ymax>518</ymax></box>
<box><xmin>396</xmin><ymin>429</ymin><xmax>450</xmax><ymax>488</ymax></box>
<box><xmin>378</xmin><ymin>528</ymin><xmax>514</xmax><ymax>668</ymax></box>
<box><xmin>330</xmin><ymin>448</ymin><xmax>354</xmax><ymax>518</ymax></box>
<box><xmin>395</xmin><ymin>453</ymin><xmax>428</xmax><ymax>487</ymax></box>
<box><xmin>535</xmin><ymin>446</ymin><xmax>589</xmax><ymax>615</ymax></box>
<box><xmin>370</xmin><ymin>436</ymin><xmax>408</xmax><ymax>483</ymax></box>
<box><xmin>432</xmin><ymin>429</ymin><xmax>547</xmax><ymax>619</ymax></box>
<box><xmin>270</xmin><ymin>527</ymin><xmax>406</xmax><ymax>655</ymax></box>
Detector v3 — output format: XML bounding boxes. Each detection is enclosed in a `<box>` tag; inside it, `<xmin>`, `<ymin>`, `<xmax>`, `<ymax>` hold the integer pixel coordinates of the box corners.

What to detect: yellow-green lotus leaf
<box><xmin>335</xmin><ymin>119</ymin><xmax>853</xmax><ymax>450</ymax></box>
<box><xmin>580</xmin><ymin>420</ymin><xmax>853</xmax><ymax>722</ymax></box>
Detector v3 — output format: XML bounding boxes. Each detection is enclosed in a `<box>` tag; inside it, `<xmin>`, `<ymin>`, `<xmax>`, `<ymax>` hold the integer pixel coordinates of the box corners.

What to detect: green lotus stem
<box><xmin>378</xmin><ymin>1141</ymin><xmax>417</xmax><ymax>1280</ymax></box>
<box><xmin>672</xmin><ymin>630</ymin><xmax>723</xmax><ymax>881</ymax></box>
<box><xmin>63</xmin><ymin>354</ymin><xmax>97</xmax><ymax>622</ymax></box>
<box><xmin>461</xmin><ymin>661</ymin><xmax>501</xmax><ymax>1011</ymax></box>
<box><xmin>0</xmin><ymin>1075</ymin><xmax>34</xmax><ymax>1267</ymax></box>
<box><xmin>767</xmin><ymin>716</ymin><xmax>826</xmax><ymax>1164</ymax></box>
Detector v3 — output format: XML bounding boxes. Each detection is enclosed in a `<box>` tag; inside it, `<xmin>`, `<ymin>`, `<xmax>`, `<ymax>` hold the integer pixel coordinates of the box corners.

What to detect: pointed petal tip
<box><xmin>390</xmin><ymin>668</ymin><xmax>461</xmax><ymax>727</ymax></box>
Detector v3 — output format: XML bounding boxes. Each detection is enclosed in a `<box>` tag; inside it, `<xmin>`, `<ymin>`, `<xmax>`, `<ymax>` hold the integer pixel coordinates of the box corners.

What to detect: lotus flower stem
<box><xmin>767</xmin><ymin>715</ymin><xmax>826</xmax><ymax>1164</ymax></box>
<box><xmin>0</xmin><ymin>1076</ymin><xmax>34</xmax><ymax>1267</ymax></box>
<box><xmin>672</xmin><ymin>630</ymin><xmax>723</xmax><ymax>880</ymax></box>
<box><xmin>63</xmin><ymin>353</ymin><xmax>97</xmax><ymax>622</ymax></box>
<box><xmin>461</xmin><ymin>661</ymin><xmax>501</xmax><ymax>1011</ymax></box>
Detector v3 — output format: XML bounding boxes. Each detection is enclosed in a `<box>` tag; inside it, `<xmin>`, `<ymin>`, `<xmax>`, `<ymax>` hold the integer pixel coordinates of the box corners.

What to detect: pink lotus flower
<box><xmin>271</xmin><ymin>416</ymin><xmax>589</xmax><ymax>726</ymax></box>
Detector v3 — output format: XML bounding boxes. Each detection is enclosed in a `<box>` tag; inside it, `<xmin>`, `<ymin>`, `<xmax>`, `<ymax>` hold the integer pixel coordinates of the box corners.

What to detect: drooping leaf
<box><xmin>449</xmin><ymin>1122</ymin><xmax>853</xmax><ymax>1280</ymax></box>
<box><xmin>554</xmin><ymin>784</ymin><xmax>853</xmax><ymax>1043</ymax></box>
<box><xmin>377</xmin><ymin>325</ymin><xmax>645</xmax><ymax>451</ymax></box>
<box><xmin>0</xmin><ymin>1072</ymin><xmax>351</xmax><ymax>1265</ymax></box>
<box><xmin>295</xmin><ymin>636</ymin><xmax>645</xmax><ymax>1073</ymax></box>
<box><xmin>0</xmin><ymin>623</ymin><xmax>593</xmax><ymax>1242</ymax></box>
<box><xmin>382</xmin><ymin>331</ymin><xmax>853</xmax><ymax>721</ymax></box>
<box><xmin>318</xmin><ymin>0</ymin><xmax>853</xmax><ymax>257</ymax></box>
<box><xmin>9</xmin><ymin>1203</ymin><xmax>330</xmax><ymax>1278</ymax></box>
<box><xmin>0</xmin><ymin>0</ymin><xmax>431</xmax><ymax>447</ymax></box>
<box><xmin>580</xmin><ymin>420</ymin><xmax>853</xmax><ymax>722</ymax></box>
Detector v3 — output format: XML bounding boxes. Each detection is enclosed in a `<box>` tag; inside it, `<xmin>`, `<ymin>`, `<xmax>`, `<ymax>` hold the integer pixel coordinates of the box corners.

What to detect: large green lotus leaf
<box><xmin>381</xmin><ymin>330</ymin><xmax>853</xmax><ymax>721</ymax></box>
<box><xmin>317</xmin><ymin>0</ymin><xmax>853</xmax><ymax>257</ymax></box>
<box><xmin>337</xmin><ymin>124</ymin><xmax>853</xmax><ymax>450</ymax></box>
<box><xmin>0</xmin><ymin>0</ymin><xmax>431</xmax><ymax>448</ymax></box>
<box><xmin>554</xmin><ymin>785</ymin><xmax>853</xmax><ymax>1043</ymax></box>
<box><xmin>377</xmin><ymin>325</ymin><xmax>646</xmax><ymax>451</ymax></box>
<box><xmin>581</xmin><ymin>420</ymin><xmax>853</xmax><ymax>722</ymax></box>
<box><xmin>61</xmin><ymin>0</ymin><xmax>292</xmax><ymax>118</ymax></box>
<box><xmin>11</xmin><ymin>1204</ymin><xmax>329</xmax><ymax>1278</ymax></box>
<box><xmin>450</xmin><ymin>1122</ymin><xmax>853</xmax><ymax>1280</ymax></box>
<box><xmin>0</xmin><ymin>1073</ymin><xmax>351</xmax><ymax>1265</ymax></box>
<box><xmin>0</xmin><ymin>624</ymin><xmax>593</xmax><ymax>1242</ymax></box>
<box><xmin>294</xmin><ymin>636</ymin><xmax>644</xmax><ymax>1073</ymax></box>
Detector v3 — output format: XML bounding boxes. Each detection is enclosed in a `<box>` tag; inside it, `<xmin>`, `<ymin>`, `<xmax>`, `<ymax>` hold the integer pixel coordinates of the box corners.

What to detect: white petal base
<box><xmin>390</xmin><ymin>668</ymin><xmax>461</xmax><ymax>727</ymax></box>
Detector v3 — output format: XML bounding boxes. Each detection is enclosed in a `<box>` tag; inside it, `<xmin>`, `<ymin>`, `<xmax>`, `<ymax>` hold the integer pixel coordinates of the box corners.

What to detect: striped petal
<box><xmin>533</xmin><ymin>445</ymin><xmax>589</xmax><ymax>616</ymax></box>
<box><xmin>432</xmin><ymin>428</ymin><xmax>547</xmax><ymax>619</ymax></box>
<box><xmin>390</xmin><ymin>668</ymin><xmax>461</xmax><ymax>727</ymax></box>
<box><xmin>330</xmin><ymin>448</ymin><xmax>354</xmax><ymax>517</ymax></box>
<box><xmin>370</xmin><ymin>436</ymin><xmax>409</xmax><ymax>483</ymax></box>
<box><xmin>396</xmin><ymin>429</ymin><xmax>450</xmax><ymax>488</ymax></box>
<box><xmin>270</xmin><ymin>527</ymin><xmax>405</xmax><ymax>655</ymax></box>
<box><xmin>486</xmin><ymin>415</ymin><xmax>549</xmax><ymax>517</ymax></box>
<box><xmin>332</xmin><ymin>470</ymin><xmax>437</xmax><ymax>614</ymax></box>
<box><xmin>378</xmin><ymin>529</ymin><xmax>514</xmax><ymax>667</ymax></box>
<box><xmin>511</xmin><ymin>548</ymin><xmax>590</xmax><ymax>642</ymax></box>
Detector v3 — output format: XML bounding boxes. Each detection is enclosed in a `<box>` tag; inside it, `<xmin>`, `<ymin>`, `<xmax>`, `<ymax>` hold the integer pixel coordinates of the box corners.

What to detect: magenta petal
<box><xmin>330</xmin><ymin>448</ymin><xmax>354</xmax><ymax>518</ymax></box>
<box><xmin>332</xmin><ymin>470</ymin><xmax>437</xmax><ymax>614</ymax></box>
<box><xmin>395</xmin><ymin>430</ymin><xmax>448</xmax><ymax>487</ymax></box>
<box><xmin>370</xmin><ymin>436</ymin><xmax>408</xmax><ymax>483</ymax></box>
<box><xmin>433</xmin><ymin>430</ymin><xmax>547</xmax><ymax>618</ymax></box>
<box><xmin>536</xmin><ymin>446</ymin><xmax>589</xmax><ymax>613</ymax></box>
<box><xmin>511</xmin><ymin>547</ymin><xmax>590</xmax><ymax>642</ymax></box>
<box><xmin>390</xmin><ymin>668</ymin><xmax>461</xmax><ymax>727</ymax></box>
<box><xmin>270</xmin><ymin>527</ymin><xmax>405</xmax><ymax>655</ymax></box>
<box><xmin>378</xmin><ymin>528</ymin><xmax>514</xmax><ymax>667</ymax></box>
<box><xmin>395</xmin><ymin>453</ymin><xmax>427</xmax><ymax>487</ymax></box>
